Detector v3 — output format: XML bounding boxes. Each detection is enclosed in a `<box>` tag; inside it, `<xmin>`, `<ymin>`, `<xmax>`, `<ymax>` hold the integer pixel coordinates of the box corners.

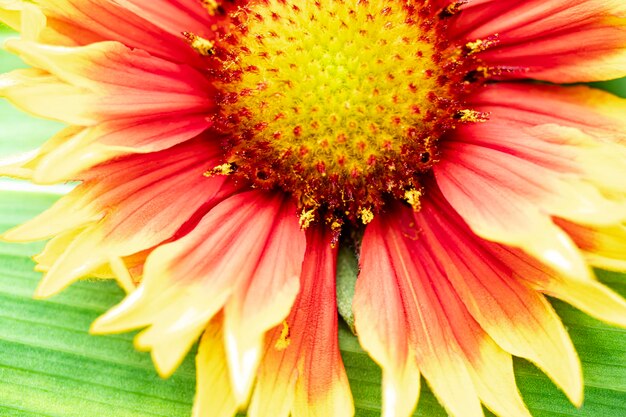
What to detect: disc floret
<box><xmin>197</xmin><ymin>0</ymin><xmax>485</xmax><ymax>226</ymax></box>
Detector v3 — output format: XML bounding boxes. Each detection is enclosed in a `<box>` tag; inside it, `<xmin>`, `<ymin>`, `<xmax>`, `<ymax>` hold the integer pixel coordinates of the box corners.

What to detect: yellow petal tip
<box><xmin>225</xmin><ymin>331</ymin><xmax>261</xmax><ymax>406</ymax></box>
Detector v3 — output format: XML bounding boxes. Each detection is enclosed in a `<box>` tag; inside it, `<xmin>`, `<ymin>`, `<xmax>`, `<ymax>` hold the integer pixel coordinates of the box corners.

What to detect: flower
<box><xmin>1</xmin><ymin>0</ymin><xmax>625</xmax><ymax>416</ymax></box>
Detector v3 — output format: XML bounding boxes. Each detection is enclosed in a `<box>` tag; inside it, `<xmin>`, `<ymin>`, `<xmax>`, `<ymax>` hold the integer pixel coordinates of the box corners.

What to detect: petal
<box><xmin>461</xmin><ymin>83</ymin><xmax>626</xmax><ymax>202</ymax></box>
<box><xmin>417</xmin><ymin>188</ymin><xmax>583</xmax><ymax>406</ymax></box>
<box><xmin>434</xmin><ymin>84</ymin><xmax>626</xmax><ymax>281</ymax></box>
<box><xmin>249</xmin><ymin>226</ymin><xmax>353</xmax><ymax>417</ymax></box>
<box><xmin>0</xmin><ymin>68</ymin><xmax>97</xmax><ymax>125</ymax></box>
<box><xmin>193</xmin><ymin>317</ymin><xmax>239</xmax><ymax>417</ymax></box>
<box><xmin>0</xmin><ymin>0</ymin><xmax>46</xmax><ymax>40</ymax></box>
<box><xmin>0</xmin><ymin>115</ymin><xmax>213</xmax><ymax>184</ymax></box>
<box><xmin>468</xmin><ymin>83</ymin><xmax>626</xmax><ymax>143</ymax></box>
<box><xmin>116</xmin><ymin>0</ymin><xmax>217</xmax><ymax>40</ymax></box>
<box><xmin>353</xmin><ymin>219</ymin><xmax>421</xmax><ymax>417</ymax></box>
<box><xmin>450</xmin><ymin>0</ymin><xmax>626</xmax><ymax>82</ymax></box>
<box><xmin>355</xmin><ymin>214</ymin><xmax>482</xmax><ymax>417</ymax></box>
<box><xmin>489</xmin><ymin>240</ymin><xmax>626</xmax><ymax>329</ymax></box>
<box><xmin>434</xmin><ymin>141</ymin><xmax>593</xmax><ymax>283</ymax></box>
<box><xmin>557</xmin><ymin>221</ymin><xmax>626</xmax><ymax>272</ymax></box>
<box><xmin>3</xmin><ymin>39</ymin><xmax>215</xmax><ymax>124</ymax></box>
<box><xmin>222</xmin><ymin>197</ymin><xmax>306</xmax><ymax>403</ymax></box>
<box><xmin>31</xmin><ymin>114</ymin><xmax>212</xmax><ymax>183</ymax></box>
<box><xmin>413</xmin><ymin>237</ymin><xmax>532</xmax><ymax>417</ymax></box>
<box><xmin>33</xmin><ymin>0</ymin><xmax>204</xmax><ymax>65</ymax></box>
<box><xmin>368</xmin><ymin>204</ymin><xmax>531</xmax><ymax>417</ymax></box>
<box><xmin>91</xmin><ymin>191</ymin><xmax>306</xmax><ymax>384</ymax></box>
<box><xmin>4</xmin><ymin>139</ymin><xmax>232</xmax><ymax>297</ymax></box>
<box><xmin>453</xmin><ymin>322</ymin><xmax>532</xmax><ymax>417</ymax></box>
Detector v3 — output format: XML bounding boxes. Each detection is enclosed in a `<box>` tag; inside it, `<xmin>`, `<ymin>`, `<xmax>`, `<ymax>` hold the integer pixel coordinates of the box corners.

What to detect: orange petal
<box><xmin>557</xmin><ymin>220</ymin><xmax>626</xmax><ymax>272</ymax></box>
<box><xmin>491</xmin><ymin>241</ymin><xmax>626</xmax><ymax>328</ymax></box>
<box><xmin>355</xmin><ymin>215</ymin><xmax>482</xmax><ymax>417</ymax></box>
<box><xmin>91</xmin><ymin>191</ymin><xmax>306</xmax><ymax>383</ymax></box>
<box><xmin>4</xmin><ymin>39</ymin><xmax>216</xmax><ymax>123</ymax></box>
<box><xmin>6</xmin><ymin>139</ymin><xmax>233</xmax><ymax>297</ymax></box>
<box><xmin>250</xmin><ymin>227</ymin><xmax>353</xmax><ymax>417</ymax></box>
<box><xmin>222</xmin><ymin>196</ymin><xmax>306</xmax><ymax>404</ymax></box>
<box><xmin>417</xmin><ymin>188</ymin><xmax>583</xmax><ymax>406</ymax></box>
<box><xmin>449</xmin><ymin>0</ymin><xmax>626</xmax><ymax>82</ymax></box>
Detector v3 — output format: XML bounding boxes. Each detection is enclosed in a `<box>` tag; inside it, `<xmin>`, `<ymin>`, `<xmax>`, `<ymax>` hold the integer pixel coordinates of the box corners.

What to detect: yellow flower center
<box><xmin>196</xmin><ymin>0</ymin><xmax>481</xmax><ymax>227</ymax></box>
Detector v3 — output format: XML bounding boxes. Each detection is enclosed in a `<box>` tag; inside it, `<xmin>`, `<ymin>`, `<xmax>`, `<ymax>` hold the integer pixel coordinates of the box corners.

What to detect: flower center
<box><xmin>196</xmin><ymin>0</ymin><xmax>481</xmax><ymax>228</ymax></box>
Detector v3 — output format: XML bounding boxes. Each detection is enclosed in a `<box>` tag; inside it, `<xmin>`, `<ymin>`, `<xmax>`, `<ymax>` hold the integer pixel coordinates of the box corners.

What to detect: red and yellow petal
<box><xmin>450</xmin><ymin>0</ymin><xmax>626</xmax><ymax>82</ymax></box>
<box><xmin>414</xmin><ymin>190</ymin><xmax>583</xmax><ymax>406</ymax></box>
<box><xmin>423</xmin><ymin>254</ymin><xmax>532</xmax><ymax>417</ymax></box>
<box><xmin>91</xmin><ymin>191</ymin><xmax>306</xmax><ymax>392</ymax></box>
<box><xmin>221</xmin><ymin>197</ymin><xmax>306</xmax><ymax>403</ymax></box>
<box><xmin>435</xmin><ymin>83</ymin><xmax>626</xmax><ymax>281</ymax></box>
<box><xmin>1</xmin><ymin>39</ymin><xmax>215</xmax><ymax>126</ymax></box>
<box><xmin>557</xmin><ymin>221</ymin><xmax>626</xmax><ymax>272</ymax></box>
<box><xmin>489</xmin><ymin>241</ymin><xmax>626</xmax><ymax>328</ymax></box>
<box><xmin>353</xmin><ymin>218</ymin><xmax>421</xmax><ymax>417</ymax></box>
<box><xmin>117</xmin><ymin>0</ymin><xmax>219</xmax><ymax>40</ymax></box>
<box><xmin>249</xmin><ymin>227</ymin><xmax>353</xmax><ymax>417</ymax></box>
<box><xmin>469</xmin><ymin>83</ymin><xmax>626</xmax><ymax>143</ymax></box>
<box><xmin>355</xmin><ymin>214</ymin><xmax>482</xmax><ymax>417</ymax></box>
<box><xmin>4</xmin><ymin>139</ymin><xmax>231</xmax><ymax>296</ymax></box>
<box><xmin>434</xmin><ymin>140</ymin><xmax>594</xmax><ymax>282</ymax></box>
<box><xmin>355</xmin><ymin>188</ymin><xmax>589</xmax><ymax>417</ymax></box>
<box><xmin>32</xmin><ymin>0</ymin><xmax>203</xmax><ymax>64</ymax></box>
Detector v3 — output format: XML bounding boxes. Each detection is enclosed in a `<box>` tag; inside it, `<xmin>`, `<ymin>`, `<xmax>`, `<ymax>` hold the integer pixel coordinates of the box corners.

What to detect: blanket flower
<box><xmin>1</xmin><ymin>1</ymin><xmax>625</xmax><ymax>416</ymax></box>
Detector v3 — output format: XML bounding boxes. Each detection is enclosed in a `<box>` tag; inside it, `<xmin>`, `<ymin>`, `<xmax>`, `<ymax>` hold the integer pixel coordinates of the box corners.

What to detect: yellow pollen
<box><xmin>359</xmin><ymin>208</ymin><xmax>375</xmax><ymax>225</ymax></box>
<box><xmin>442</xmin><ymin>2</ymin><xmax>465</xmax><ymax>17</ymax></box>
<box><xmin>202</xmin><ymin>0</ymin><xmax>226</xmax><ymax>16</ymax></box>
<box><xmin>457</xmin><ymin>109</ymin><xmax>489</xmax><ymax>123</ymax></box>
<box><xmin>274</xmin><ymin>321</ymin><xmax>291</xmax><ymax>351</ymax></box>
<box><xmin>204</xmin><ymin>162</ymin><xmax>234</xmax><ymax>177</ymax></box>
<box><xmin>404</xmin><ymin>188</ymin><xmax>422</xmax><ymax>211</ymax></box>
<box><xmin>299</xmin><ymin>208</ymin><xmax>316</xmax><ymax>229</ymax></box>
<box><xmin>465</xmin><ymin>36</ymin><xmax>499</xmax><ymax>55</ymax></box>
<box><xmin>182</xmin><ymin>32</ymin><xmax>215</xmax><ymax>56</ymax></box>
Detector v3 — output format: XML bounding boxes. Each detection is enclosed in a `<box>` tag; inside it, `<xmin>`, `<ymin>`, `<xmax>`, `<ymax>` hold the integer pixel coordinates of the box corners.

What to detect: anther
<box><xmin>204</xmin><ymin>162</ymin><xmax>236</xmax><ymax>177</ymax></box>
<box><xmin>455</xmin><ymin>109</ymin><xmax>489</xmax><ymax>123</ymax></box>
<box><xmin>404</xmin><ymin>188</ymin><xmax>422</xmax><ymax>211</ymax></box>
<box><xmin>464</xmin><ymin>35</ymin><xmax>499</xmax><ymax>55</ymax></box>
<box><xmin>182</xmin><ymin>32</ymin><xmax>215</xmax><ymax>56</ymax></box>
<box><xmin>274</xmin><ymin>321</ymin><xmax>291</xmax><ymax>351</ymax></box>
<box><xmin>202</xmin><ymin>0</ymin><xmax>229</xmax><ymax>16</ymax></box>
<box><xmin>439</xmin><ymin>1</ymin><xmax>468</xmax><ymax>18</ymax></box>
<box><xmin>358</xmin><ymin>208</ymin><xmax>374</xmax><ymax>225</ymax></box>
<box><xmin>299</xmin><ymin>208</ymin><xmax>316</xmax><ymax>229</ymax></box>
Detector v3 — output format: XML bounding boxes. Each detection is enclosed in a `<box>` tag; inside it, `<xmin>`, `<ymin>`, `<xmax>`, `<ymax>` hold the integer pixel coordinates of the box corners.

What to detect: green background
<box><xmin>1</xmin><ymin>24</ymin><xmax>626</xmax><ymax>417</ymax></box>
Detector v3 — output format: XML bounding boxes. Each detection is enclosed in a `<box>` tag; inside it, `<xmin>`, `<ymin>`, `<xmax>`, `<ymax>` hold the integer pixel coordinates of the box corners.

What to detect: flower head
<box><xmin>1</xmin><ymin>1</ymin><xmax>626</xmax><ymax>417</ymax></box>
